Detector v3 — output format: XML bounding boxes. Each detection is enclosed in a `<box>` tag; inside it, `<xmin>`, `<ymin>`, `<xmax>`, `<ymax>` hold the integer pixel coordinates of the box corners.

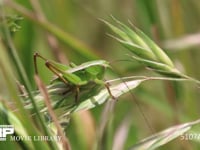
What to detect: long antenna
<box><xmin>110</xmin><ymin>64</ymin><xmax>155</xmax><ymax>133</ymax></box>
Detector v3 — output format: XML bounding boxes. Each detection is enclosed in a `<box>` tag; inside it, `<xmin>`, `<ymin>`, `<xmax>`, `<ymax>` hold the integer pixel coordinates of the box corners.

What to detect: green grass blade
<box><xmin>0</xmin><ymin>54</ymin><xmax>52</xmax><ymax>150</ymax></box>
<box><xmin>5</xmin><ymin>0</ymin><xmax>98</xmax><ymax>60</ymax></box>
<box><xmin>0</xmin><ymin>6</ymin><xmax>58</xmax><ymax>149</ymax></box>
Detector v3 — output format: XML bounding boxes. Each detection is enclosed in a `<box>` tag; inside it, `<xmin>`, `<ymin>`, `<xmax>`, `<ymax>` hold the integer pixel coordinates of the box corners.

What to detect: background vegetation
<box><xmin>1</xmin><ymin>0</ymin><xmax>200</xmax><ymax>149</ymax></box>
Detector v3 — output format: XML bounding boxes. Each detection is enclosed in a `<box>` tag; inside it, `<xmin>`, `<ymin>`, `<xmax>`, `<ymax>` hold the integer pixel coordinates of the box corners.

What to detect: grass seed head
<box><xmin>104</xmin><ymin>17</ymin><xmax>185</xmax><ymax>78</ymax></box>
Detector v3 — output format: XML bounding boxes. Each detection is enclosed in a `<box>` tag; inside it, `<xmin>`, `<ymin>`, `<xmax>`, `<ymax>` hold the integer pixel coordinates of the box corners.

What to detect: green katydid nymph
<box><xmin>34</xmin><ymin>52</ymin><xmax>116</xmax><ymax>104</ymax></box>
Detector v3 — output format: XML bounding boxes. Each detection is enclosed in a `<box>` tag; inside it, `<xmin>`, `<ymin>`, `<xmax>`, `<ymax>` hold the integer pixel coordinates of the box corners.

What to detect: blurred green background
<box><xmin>1</xmin><ymin>0</ymin><xmax>200</xmax><ymax>149</ymax></box>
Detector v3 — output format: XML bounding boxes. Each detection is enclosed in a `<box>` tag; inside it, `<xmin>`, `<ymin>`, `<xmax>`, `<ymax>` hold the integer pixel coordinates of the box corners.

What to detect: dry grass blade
<box><xmin>34</xmin><ymin>75</ymin><xmax>71</xmax><ymax>150</ymax></box>
<box><xmin>112</xmin><ymin>115</ymin><xmax>132</xmax><ymax>150</ymax></box>
<box><xmin>129</xmin><ymin>119</ymin><xmax>200</xmax><ymax>150</ymax></box>
<box><xmin>71</xmin><ymin>79</ymin><xmax>145</xmax><ymax>113</ymax></box>
<box><xmin>5</xmin><ymin>0</ymin><xmax>98</xmax><ymax>60</ymax></box>
<box><xmin>95</xmin><ymin>100</ymin><xmax>116</xmax><ymax>150</ymax></box>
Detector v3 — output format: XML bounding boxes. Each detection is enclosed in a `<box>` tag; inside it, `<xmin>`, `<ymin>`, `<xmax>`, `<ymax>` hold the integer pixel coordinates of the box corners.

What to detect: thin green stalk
<box><xmin>0</xmin><ymin>62</ymin><xmax>50</xmax><ymax>150</ymax></box>
<box><xmin>0</xmin><ymin>4</ymin><xmax>57</xmax><ymax>150</ymax></box>
<box><xmin>5</xmin><ymin>0</ymin><xmax>98</xmax><ymax>60</ymax></box>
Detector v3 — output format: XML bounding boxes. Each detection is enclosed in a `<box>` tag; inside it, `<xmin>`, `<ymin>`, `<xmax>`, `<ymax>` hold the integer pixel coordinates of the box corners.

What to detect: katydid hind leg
<box><xmin>45</xmin><ymin>61</ymin><xmax>69</xmax><ymax>84</ymax></box>
<box><xmin>34</xmin><ymin>52</ymin><xmax>48</xmax><ymax>74</ymax></box>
